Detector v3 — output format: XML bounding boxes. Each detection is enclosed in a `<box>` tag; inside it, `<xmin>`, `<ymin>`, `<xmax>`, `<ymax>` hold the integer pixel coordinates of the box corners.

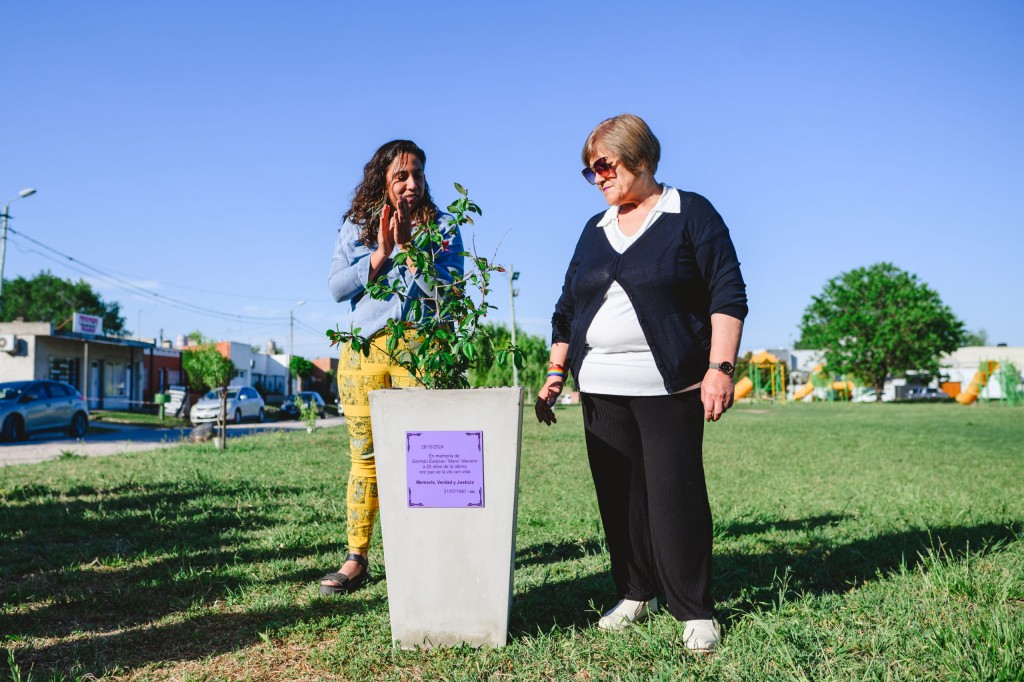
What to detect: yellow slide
<box><xmin>956</xmin><ymin>361</ymin><xmax>998</xmax><ymax>405</ymax></box>
<box><xmin>793</xmin><ymin>364</ymin><xmax>822</xmax><ymax>400</ymax></box>
<box><xmin>734</xmin><ymin>376</ymin><xmax>754</xmax><ymax>400</ymax></box>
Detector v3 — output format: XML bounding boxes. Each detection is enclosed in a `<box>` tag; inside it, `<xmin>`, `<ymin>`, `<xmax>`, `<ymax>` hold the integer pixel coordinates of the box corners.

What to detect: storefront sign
<box><xmin>72</xmin><ymin>312</ymin><xmax>103</xmax><ymax>336</ymax></box>
<box><xmin>406</xmin><ymin>431</ymin><xmax>484</xmax><ymax>508</ymax></box>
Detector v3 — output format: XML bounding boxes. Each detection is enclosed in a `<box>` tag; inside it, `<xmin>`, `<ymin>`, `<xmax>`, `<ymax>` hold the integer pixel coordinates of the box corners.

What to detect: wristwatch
<box><xmin>709</xmin><ymin>361</ymin><xmax>735</xmax><ymax>376</ymax></box>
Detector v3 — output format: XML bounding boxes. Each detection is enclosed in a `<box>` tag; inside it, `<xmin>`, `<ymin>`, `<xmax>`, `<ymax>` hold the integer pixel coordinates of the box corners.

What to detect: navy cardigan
<box><xmin>551</xmin><ymin>190</ymin><xmax>748</xmax><ymax>393</ymax></box>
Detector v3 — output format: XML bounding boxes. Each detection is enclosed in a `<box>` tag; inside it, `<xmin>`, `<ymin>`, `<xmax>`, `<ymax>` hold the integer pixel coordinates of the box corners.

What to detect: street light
<box><xmin>508</xmin><ymin>268</ymin><xmax>520</xmax><ymax>386</ymax></box>
<box><xmin>0</xmin><ymin>188</ymin><xmax>37</xmax><ymax>306</ymax></box>
<box><xmin>289</xmin><ymin>300</ymin><xmax>305</xmax><ymax>394</ymax></box>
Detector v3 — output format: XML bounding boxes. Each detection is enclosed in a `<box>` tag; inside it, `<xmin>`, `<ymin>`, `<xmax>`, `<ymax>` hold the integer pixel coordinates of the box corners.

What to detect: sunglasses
<box><xmin>581</xmin><ymin>157</ymin><xmax>617</xmax><ymax>185</ymax></box>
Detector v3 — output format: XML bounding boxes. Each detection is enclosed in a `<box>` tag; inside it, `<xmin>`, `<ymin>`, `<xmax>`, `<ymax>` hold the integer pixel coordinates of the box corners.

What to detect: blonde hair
<box><xmin>581</xmin><ymin>114</ymin><xmax>661</xmax><ymax>176</ymax></box>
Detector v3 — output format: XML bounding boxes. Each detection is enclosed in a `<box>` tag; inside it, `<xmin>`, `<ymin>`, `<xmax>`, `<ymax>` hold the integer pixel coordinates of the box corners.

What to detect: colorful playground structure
<box><xmin>955</xmin><ymin>360</ymin><xmax>998</xmax><ymax>404</ymax></box>
<box><xmin>731</xmin><ymin>351</ymin><xmax>1022</xmax><ymax>406</ymax></box>
<box><xmin>954</xmin><ymin>359</ymin><xmax>1023</xmax><ymax>405</ymax></box>
<box><xmin>734</xmin><ymin>351</ymin><xmax>786</xmax><ymax>402</ymax></box>
<box><xmin>791</xmin><ymin>364</ymin><xmax>855</xmax><ymax>401</ymax></box>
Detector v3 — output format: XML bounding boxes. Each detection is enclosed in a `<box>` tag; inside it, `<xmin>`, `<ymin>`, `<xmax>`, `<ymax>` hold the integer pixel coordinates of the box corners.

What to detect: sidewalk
<box><xmin>0</xmin><ymin>416</ymin><xmax>346</xmax><ymax>467</ymax></box>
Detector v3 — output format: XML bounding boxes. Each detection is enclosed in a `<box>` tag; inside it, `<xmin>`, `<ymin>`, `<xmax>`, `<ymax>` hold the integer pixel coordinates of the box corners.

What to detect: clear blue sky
<box><xmin>3</xmin><ymin>1</ymin><xmax>1022</xmax><ymax>359</ymax></box>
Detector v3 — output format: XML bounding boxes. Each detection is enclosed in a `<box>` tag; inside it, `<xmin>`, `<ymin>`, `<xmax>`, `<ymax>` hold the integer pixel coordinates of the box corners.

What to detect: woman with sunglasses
<box><xmin>536</xmin><ymin>114</ymin><xmax>747</xmax><ymax>652</ymax></box>
<box><xmin>322</xmin><ymin>139</ymin><xmax>464</xmax><ymax>595</ymax></box>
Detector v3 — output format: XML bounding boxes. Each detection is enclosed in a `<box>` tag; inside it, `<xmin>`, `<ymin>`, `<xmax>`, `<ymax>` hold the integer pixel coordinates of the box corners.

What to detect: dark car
<box><xmin>906</xmin><ymin>387</ymin><xmax>953</xmax><ymax>402</ymax></box>
<box><xmin>0</xmin><ymin>380</ymin><xmax>90</xmax><ymax>442</ymax></box>
<box><xmin>279</xmin><ymin>391</ymin><xmax>326</xmax><ymax>420</ymax></box>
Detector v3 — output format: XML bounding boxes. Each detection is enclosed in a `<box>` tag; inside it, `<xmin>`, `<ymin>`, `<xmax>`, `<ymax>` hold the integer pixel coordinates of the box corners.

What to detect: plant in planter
<box><xmin>326</xmin><ymin>184</ymin><xmax>522</xmax><ymax>385</ymax></box>
<box><xmin>324</xmin><ymin>185</ymin><xmax>526</xmax><ymax>649</ymax></box>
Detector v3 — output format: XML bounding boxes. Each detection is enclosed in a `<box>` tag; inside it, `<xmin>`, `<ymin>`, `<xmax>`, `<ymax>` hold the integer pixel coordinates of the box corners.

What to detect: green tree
<box><xmin>181</xmin><ymin>334</ymin><xmax>235</xmax><ymax>448</ymax></box>
<box><xmin>1</xmin><ymin>270</ymin><xmax>127</xmax><ymax>335</ymax></box>
<box><xmin>798</xmin><ymin>262</ymin><xmax>964</xmax><ymax>401</ymax></box>
<box><xmin>963</xmin><ymin>328</ymin><xmax>988</xmax><ymax>347</ymax></box>
<box><xmin>289</xmin><ymin>355</ymin><xmax>314</xmax><ymax>379</ymax></box>
<box><xmin>468</xmin><ymin>322</ymin><xmax>551</xmax><ymax>394</ymax></box>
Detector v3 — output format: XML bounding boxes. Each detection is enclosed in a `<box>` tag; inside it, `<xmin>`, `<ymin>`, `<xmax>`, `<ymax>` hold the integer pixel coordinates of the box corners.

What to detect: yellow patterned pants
<box><xmin>337</xmin><ymin>333</ymin><xmax>419</xmax><ymax>554</ymax></box>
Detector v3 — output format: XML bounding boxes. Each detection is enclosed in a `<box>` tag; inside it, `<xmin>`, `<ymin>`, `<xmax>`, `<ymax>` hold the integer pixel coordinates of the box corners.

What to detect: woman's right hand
<box><xmin>535</xmin><ymin>376</ymin><xmax>563</xmax><ymax>425</ymax></box>
<box><xmin>369</xmin><ymin>205</ymin><xmax>399</xmax><ymax>280</ymax></box>
<box><xmin>376</xmin><ymin>204</ymin><xmax>398</xmax><ymax>256</ymax></box>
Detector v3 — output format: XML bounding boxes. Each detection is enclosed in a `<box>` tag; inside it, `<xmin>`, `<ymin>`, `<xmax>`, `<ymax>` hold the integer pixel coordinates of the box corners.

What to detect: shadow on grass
<box><xmin>511</xmin><ymin>518</ymin><xmax>1023</xmax><ymax>635</ymax></box>
<box><xmin>714</xmin><ymin>519</ymin><xmax>1023</xmax><ymax>624</ymax></box>
<box><xmin>5</xmin><ymin>481</ymin><xmax>1020</xmax><ymax>678</ymax></box>
<box><xmin>0</xmin><ymin>479</ymin><xmax>348</xmax><ymax>636</ymax></box>
<box><xmin>515</xmin><ymin>538</ymin><xmax>605</xmax><ymax>569</ymax></box>
<box><xmin>3</xmin><ymin>598</ymin><xmax>385</xmax><ymax>679</ymax></box>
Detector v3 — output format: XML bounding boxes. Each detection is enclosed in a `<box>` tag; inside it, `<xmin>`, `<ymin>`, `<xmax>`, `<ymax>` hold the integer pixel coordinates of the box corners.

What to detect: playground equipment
<box><xmin>793</xmin><ymin>364</ymin><xmax>856</xmax><ymax>401</ymax></box>
<box><xmin>793</xmin><ymin>364</ymin><xmax>821</xmax><ymax>401</ymax></box>
<box><xmin>736</xmin><ymin>351</ymin><xmax>786</xmax><ymax>403</ymax></box>
<box><xmin>956</xmin><ymin>360</ymin><xmax>998</xmax><ymax>405</ymax></box>
<box><xmin>996</xmin><ymin>360</ymin><xmax>1024</xmax><ymax>406</ymax></box>
<box><xmin>734</xmin><ymin>376</ymin><xmax>754</xmax><ymax>400</ymax></box>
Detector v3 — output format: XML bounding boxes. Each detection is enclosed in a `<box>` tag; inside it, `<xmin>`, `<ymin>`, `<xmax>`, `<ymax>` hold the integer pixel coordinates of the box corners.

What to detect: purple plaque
<box><xmin>406</xmin><ymin>431</ymin><xmax>484</xmax><ymax>508</ymax></box>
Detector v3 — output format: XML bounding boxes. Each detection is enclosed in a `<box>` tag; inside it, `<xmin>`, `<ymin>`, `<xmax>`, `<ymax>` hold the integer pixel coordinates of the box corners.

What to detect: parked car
<box><xmin>0</xmin><ymin>380</ymin><xmax>90</xmax><ymax>442</ymax></box>
<box><xmin>279</xmin><ymin>391</ymin><xmax>326</xmax><ymax>420</ymax></box>
<box><xmin>905</xmin><ymin>387</ymin><xmax>953</xmax><ymax>402</ymax></box>
<box><xmin>190</xmin><ymin>386</ymin><xmax>265</xmax><ymax>424</ymax></box>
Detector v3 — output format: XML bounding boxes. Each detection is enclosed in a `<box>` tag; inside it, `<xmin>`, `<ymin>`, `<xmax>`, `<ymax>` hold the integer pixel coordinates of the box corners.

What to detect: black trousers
<box><xmin>582</xmin><ymin>390</ymin><xmax>713</xmax><ymax>621</ymax></box>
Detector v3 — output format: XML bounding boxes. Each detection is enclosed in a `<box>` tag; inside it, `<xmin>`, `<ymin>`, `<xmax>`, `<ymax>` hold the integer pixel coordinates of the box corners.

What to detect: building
<box><xmin>0</xmin><ymin>320</ymin><xmax>153</xmax><ymax>410</ymax></box>
<box><xmin>181</xmin><ymin>340</ymin><xmax>290</xmax><ymax>397</ymax></box>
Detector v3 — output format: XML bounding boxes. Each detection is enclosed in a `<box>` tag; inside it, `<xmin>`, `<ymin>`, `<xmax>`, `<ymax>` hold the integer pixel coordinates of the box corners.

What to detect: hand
<box><xmin>376</xmin><ymin>204</ymin><xmax>398</xmax><ymax>257</ymax></box>
<box><xmin>535</xmin><ymin>376</ymin><xmax>563</xmax><ymax>425</ymax></box>
<box><xmin>701</xmin><ymin>369</ymin><xmax>734</xmax><ymax>422</ymax></box>
<box><xmin>392</xmin><ymin>199</ymin><xmax>413</xmax><ymax>247</ymax></box>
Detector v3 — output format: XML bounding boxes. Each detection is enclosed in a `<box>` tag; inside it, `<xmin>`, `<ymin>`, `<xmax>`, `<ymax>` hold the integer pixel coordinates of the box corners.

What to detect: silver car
<box><xmin>0</xmin><ymin>380</ymin><xmax>90</xmax><ymax>441</ymax></box>
<box><xmin>190</xmin><ymin>386</ymin><xmax>265</xmax><ymax>424</ymax></box>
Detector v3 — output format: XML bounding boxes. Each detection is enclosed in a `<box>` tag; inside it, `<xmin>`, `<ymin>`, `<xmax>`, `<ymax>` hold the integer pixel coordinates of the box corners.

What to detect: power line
<box><xmin>8</xmin><ymin>228</ymin><xmax>291</xmax><ymax>323</ymax></box>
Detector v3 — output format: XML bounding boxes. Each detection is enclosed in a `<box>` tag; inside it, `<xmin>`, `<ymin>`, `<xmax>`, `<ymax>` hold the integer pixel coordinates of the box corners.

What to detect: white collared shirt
<box><xmin>579</xmin><ymin>185</ymin><xmax>695</xmax><ymax>397</ymax></box>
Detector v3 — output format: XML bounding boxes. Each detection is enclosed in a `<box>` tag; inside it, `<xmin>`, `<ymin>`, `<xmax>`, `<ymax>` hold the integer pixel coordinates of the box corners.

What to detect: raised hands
<box><xmin>370</xmin><ymin>202</ymin><xmax>416</xmax><ymax>280</ymax></box>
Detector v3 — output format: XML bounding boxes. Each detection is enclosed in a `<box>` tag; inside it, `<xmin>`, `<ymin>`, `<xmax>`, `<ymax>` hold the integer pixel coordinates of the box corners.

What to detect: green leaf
<box><xmin>454</xmin><ymin>182</ymin><xmax>468</xmax><ymax>196</ymax></box>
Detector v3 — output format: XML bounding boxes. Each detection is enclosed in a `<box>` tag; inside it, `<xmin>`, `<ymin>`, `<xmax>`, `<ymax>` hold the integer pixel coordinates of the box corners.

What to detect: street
<box><xmin>0</xmin><ymin>416</ymin><xmax>346</xmax><ymax>466</ymax></box>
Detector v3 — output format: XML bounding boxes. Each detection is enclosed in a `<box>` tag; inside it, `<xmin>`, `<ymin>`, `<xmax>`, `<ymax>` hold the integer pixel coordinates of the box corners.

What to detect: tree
<box><xmin>1</xmin><ymin>270</ymin><xmax>127</xmax><ymax>335</ymax></box>
<box><xmin>289</xmin><ymin>355</ymin><xmax>314</xmax><ymax>394</ymax></box>
<box><xmin>963</xmin><ymin>328</ymin><xmax>988</xmax><ymax>347</ymax></box>
<box><xmin>798</xmin><ymin>262</ymin><xmax>964</xmax><ymax>401</ymax></box>
<box><xmin>181</xmin><ymin>334</ymin><xmax>235</xmax><ymax>448</ymax></box>
<box><xmin>468</xmin><ymin>322</ymin><xmax>552</xmax><ymax>394</ymax></box>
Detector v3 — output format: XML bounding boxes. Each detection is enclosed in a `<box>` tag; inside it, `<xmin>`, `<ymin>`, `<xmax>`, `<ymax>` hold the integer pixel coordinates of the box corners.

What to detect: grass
<box><xmin>1</xmin><ymin>402</ymin><xmax>1022</xmax><ymax>681</ymax></box>
<box><xmin>89</xmin><ymin>411</ymin><xmax>189</xmax><ymax>429</ymax></box>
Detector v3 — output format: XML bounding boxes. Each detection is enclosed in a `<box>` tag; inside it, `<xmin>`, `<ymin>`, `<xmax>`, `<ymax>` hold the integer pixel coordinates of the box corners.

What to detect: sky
<box><xmin>2</xmin><ymin>1</ymin><xmax>1022</xmax><ymax>361</ymax></box>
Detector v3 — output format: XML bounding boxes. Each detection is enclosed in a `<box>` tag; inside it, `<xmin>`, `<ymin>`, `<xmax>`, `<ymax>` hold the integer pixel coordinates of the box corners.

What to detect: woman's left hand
<box><xmin>392</xmin><ymin>199</ymin><xmax>413</xmax><ymax>248</ymax></box>
<box><xmin>701</xmin><ymin>369</ymin><xmax>734</xmax><ymax>422</ymax></box>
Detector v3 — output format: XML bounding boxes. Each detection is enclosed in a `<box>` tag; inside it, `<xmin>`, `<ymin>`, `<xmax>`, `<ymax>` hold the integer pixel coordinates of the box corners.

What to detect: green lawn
<box><xmin>2</xmin><ymin>403</ymin><xmax>1022</xmax><ymax>681</ymax></box>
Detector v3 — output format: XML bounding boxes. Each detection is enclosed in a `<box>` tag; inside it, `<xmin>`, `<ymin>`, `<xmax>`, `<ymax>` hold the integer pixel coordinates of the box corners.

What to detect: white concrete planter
<box><xmin>369</xmin><ymin>386</ymin><xmax>524</xmax><ymax>649</ymax></box>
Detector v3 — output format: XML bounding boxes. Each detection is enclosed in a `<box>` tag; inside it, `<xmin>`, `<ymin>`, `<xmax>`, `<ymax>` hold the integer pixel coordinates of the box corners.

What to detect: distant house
<box><xmin>0</xmin><ymin>320</ymin><xmax>159</xmax><ymax>410</ymax></box>
<box><xmin>181</xmin><ymin>340</ymin><xmax>290</xmax><ymax>398</ymax></box>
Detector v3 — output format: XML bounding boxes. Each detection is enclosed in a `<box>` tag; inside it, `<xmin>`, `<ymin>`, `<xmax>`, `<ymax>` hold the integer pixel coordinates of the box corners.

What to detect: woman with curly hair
<box><xmin>322</xmin><ymin>139</ymin><xmax>464</xmax><ymax>594</ymax></box>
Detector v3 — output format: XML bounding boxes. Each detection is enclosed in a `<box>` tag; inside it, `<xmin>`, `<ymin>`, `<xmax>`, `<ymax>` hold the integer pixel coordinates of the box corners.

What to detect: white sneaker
<box><xmin>598</xmin><ymin>597</ymin><xmax>659</xmax><ymax>631</ymax></box>
<box><xmin>683</xmin><ymin>618</ymin><xmax>720</xmax><ymax>652</ymax></box>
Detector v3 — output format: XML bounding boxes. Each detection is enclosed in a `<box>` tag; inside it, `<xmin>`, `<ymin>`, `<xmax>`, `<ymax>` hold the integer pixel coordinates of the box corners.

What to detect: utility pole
<box><xmin>289</xmin><ymin>300</ymin><xmax>305</xmax><ymax>395</ymax></box>
<box><xmin>508</xmin><ymin>267</ymin><xmax>520</xmax><ymax>386</ymax></box>
<box><xmin>0</xmin><ymin>188</ymin><xmax>37</xmax><ymax>307</ymax></box>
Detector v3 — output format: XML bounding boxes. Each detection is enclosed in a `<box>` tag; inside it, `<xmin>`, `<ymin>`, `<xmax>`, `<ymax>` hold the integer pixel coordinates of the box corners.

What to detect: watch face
<box><xmin>718</xmin><ymin>361</ymin><xmax>735</xmax><ymax>376</ymax></box>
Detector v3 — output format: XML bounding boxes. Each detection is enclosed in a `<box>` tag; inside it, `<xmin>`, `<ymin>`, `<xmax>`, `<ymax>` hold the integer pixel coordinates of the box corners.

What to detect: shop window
<box><xmin>104</xmin><ymin>362</ymin><xmax>127</xmax><ymax>397</ymax></box>
<box><xmin>50</xmin><ymin>357</ymin><xmax>81</xmax><ymax>389</ymax></box>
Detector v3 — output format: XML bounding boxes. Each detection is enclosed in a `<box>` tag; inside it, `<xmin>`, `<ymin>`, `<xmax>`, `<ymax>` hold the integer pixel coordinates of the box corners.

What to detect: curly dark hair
<box><xmin>343</xmin><ymin>140</ymin><xmax>439</xmax><ymax>248</ymax></box>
